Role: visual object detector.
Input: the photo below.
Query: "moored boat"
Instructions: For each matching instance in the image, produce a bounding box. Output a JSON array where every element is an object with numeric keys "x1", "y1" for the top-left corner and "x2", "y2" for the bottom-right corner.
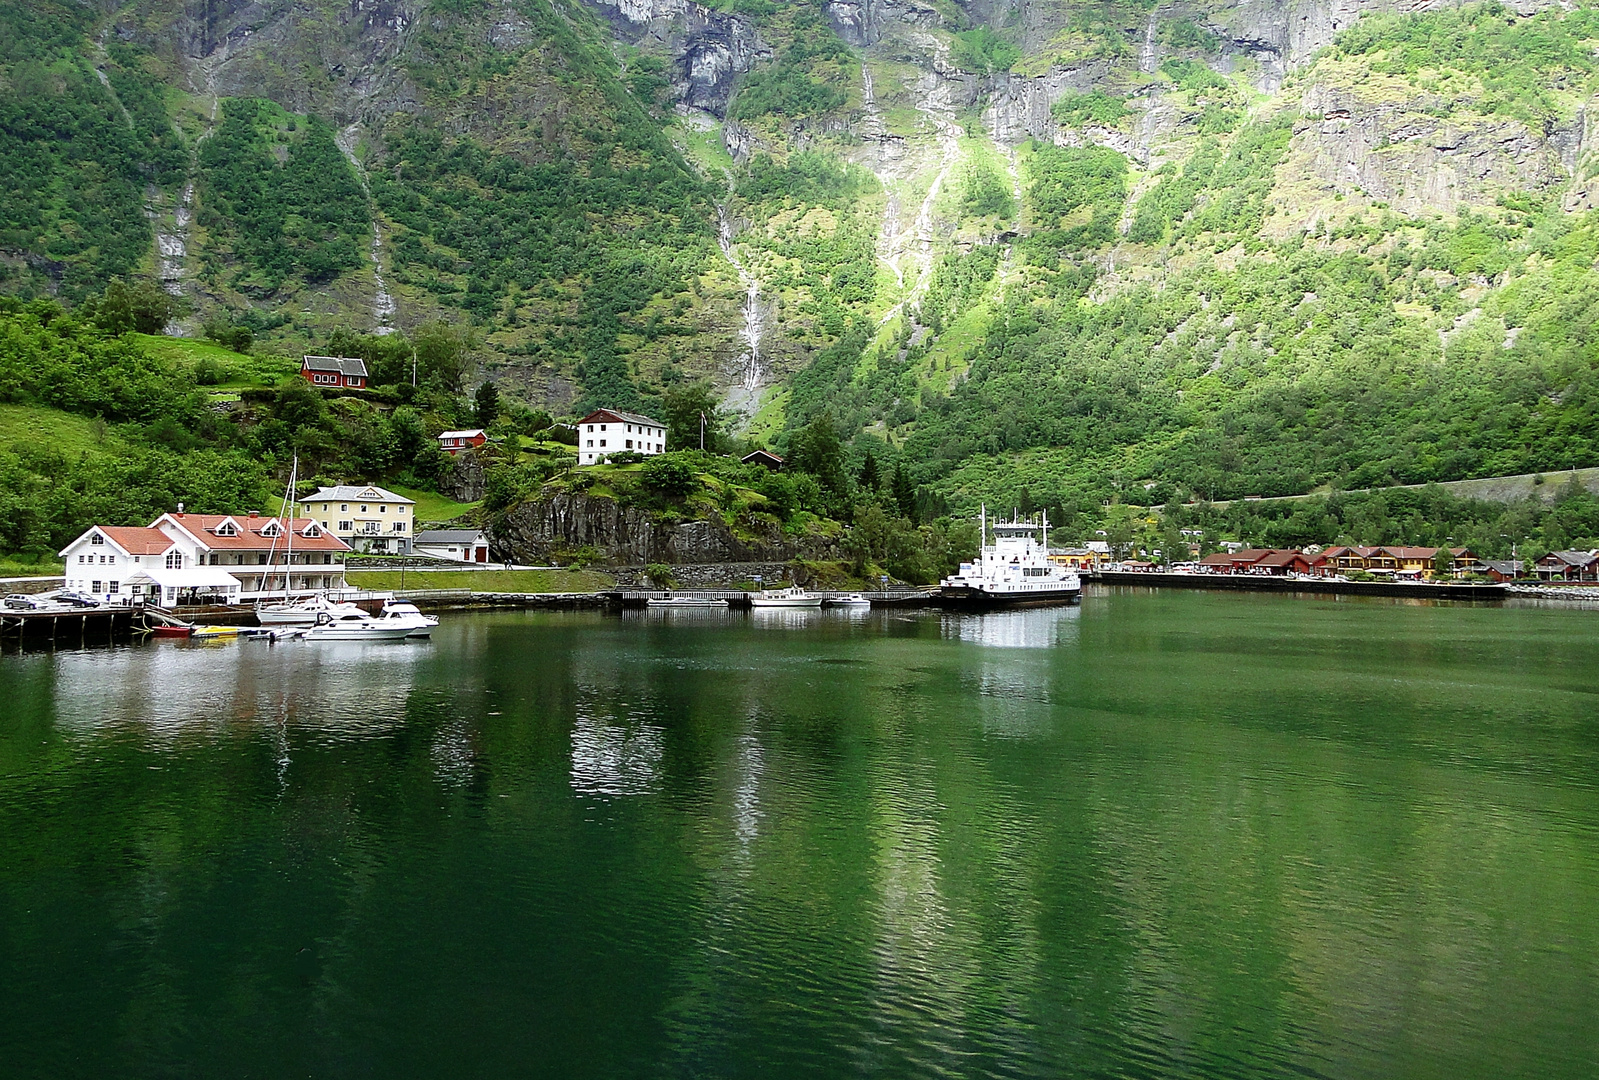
[
  {"x1": 826, "y1": 593, "x2": 872, "y2": 608},
  {"x1": 935, "y1": 508, "x2": 1081, "y2": 611},
  {"x1": 749, "y1": 586, "x2": 822, "y2": 608},
  {"x1": 646, "y1": 593, "x2": 729, "y2": 608},
  {"x1": 303, "y1": 611, "x2": 415, "y2": 642},
  {"x1": 375, "y1": 601, "x2": 439, "y2": 637}
]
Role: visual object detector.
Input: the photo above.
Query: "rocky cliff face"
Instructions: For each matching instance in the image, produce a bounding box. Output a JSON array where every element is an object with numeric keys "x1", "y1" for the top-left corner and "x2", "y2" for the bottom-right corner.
[
  {"x1": 496, "y1": 493, "x2": 842, "y2": 565},
  {"x1": 587, "y1": 0, "x2": 769, "y2": 116}
]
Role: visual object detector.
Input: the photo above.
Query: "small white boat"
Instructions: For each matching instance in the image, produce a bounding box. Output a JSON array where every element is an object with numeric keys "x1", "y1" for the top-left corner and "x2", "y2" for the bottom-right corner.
[
  {"x1": 646, "y1": 593, "x2": 729, "y2": 608},
  {"x1": 827, "y1": 593, "x2": 872, "y2": 608},
  {"x1": 376, "y1": 601, "x2": 439, "y2": 637},
  {"x1": 304, "y1": 611, "x2": 415, "y2": 641},
  {"x1": 748, "y1": 586, "x2": 822, "y2": 608},
  {"x1": 256, "y1": 593, "x2": 365, "y2": 626}
]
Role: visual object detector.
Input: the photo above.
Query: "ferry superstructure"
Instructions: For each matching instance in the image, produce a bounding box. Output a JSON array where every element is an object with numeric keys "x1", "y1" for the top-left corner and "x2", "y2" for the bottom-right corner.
[{"x1": 935, "y1": 508, "x2": 1082, "y2": 610}]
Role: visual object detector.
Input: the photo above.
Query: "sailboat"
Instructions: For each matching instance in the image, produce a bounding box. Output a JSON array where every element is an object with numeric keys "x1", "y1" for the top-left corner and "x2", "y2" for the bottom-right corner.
[{"x1": 254, "y1": 456, "x2": 362, "y2": 627}]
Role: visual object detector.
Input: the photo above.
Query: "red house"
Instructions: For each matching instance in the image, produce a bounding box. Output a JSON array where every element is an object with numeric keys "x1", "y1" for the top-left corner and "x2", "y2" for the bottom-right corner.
[
  {"x1": 301, "y1": 355, "x2": 368, "y2": 389},
  {"x1": 437, "y1": 429, "x2": 488, "y2": 455}
]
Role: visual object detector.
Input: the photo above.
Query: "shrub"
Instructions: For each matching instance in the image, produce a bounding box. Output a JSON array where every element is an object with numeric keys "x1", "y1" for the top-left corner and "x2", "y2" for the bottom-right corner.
[{"x1": 640, "y1": 455, "x2": 699, "y2": 496}]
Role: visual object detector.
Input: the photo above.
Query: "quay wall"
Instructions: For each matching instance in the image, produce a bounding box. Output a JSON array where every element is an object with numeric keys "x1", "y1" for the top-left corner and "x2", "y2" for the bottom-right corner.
[{"x1": 1090, "y1": 571, "x2": 1506, "y2": 601}]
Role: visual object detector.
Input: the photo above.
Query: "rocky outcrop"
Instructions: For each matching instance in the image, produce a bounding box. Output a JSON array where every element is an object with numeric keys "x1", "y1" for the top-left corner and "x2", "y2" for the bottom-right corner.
[
  {"x1": 496, "y1": 493, "x2": 842, "y2": 565},
  {"x1": 824, "y1": 0, "x2": 942, "y2": 48},
  {"x1": 442, "y1": 449, "x2": 489, "y2": 505},
  {"x1": 586, "y1": 0, "x2": 769, "y2": 116}
]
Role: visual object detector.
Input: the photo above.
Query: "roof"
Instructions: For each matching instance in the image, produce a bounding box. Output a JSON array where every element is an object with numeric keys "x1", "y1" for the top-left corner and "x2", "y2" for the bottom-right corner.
[
  {"x1": 1254, "y1": 550, "x2": 1310, "y2": 567},
  {"x1": 126, "y1": 566, "x2": 242, "y2": 589},
  {"x1": 1540, "y1": 550, "x2": 1599, "y2": 566},
  {"x1": 1483, "y1": 560, "x2": 1524, "y2": 573},
  {"x1": 416, "y1": 529, "x2": 487, "y2": 544},
  {"x1": 300, "y1": 485, "x2": 414, "y2": 505},
  {"x1": 1198, "y1": 552, "x2": 1235, "y2": 565},
  {"x1": 96, "y1": 526, "x2": 176, "y2": 555},
  {"x1": 154, "y1": 514, "x2": 351, "y2": 552},
  {"x1": 437, "y1": 430, "x2": 486, "y2": 441},
  {"x1": 742, "y1": 449, "x2": 785, "y2": 463},
  {"x1": 579, "y1": 408, "x2": 664, "y2": 428},
  {"x1": 302, "y1": 355, "x2": 369, "y2": 377}
]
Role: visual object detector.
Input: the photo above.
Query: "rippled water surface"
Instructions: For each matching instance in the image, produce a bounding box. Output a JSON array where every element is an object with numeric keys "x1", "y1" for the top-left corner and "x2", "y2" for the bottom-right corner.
[{"x1": 3, "y1": 590, "x2": 1598, "y2": 1078}]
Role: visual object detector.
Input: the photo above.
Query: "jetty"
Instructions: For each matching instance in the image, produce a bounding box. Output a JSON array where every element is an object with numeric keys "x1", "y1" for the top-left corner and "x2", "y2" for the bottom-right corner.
[
  {"x1": 606, "y1": 588, "x2": 933, "y2": 609},
  {"x1": 1088, "y1": 571, "x2": 1506, "y2": 601}
]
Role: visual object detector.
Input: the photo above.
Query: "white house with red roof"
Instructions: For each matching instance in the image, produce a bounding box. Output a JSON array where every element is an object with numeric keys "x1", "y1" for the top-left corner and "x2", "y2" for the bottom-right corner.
[
  {"x1": 60, "y1": 508, "x2": 353, "y2": 606},
  {"x1": 577, "y1": 409, "x2": 666, "y2": 466}
]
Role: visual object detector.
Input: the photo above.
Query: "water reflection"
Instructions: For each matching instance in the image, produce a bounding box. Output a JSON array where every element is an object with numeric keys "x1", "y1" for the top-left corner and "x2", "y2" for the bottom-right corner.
[
  {"x1": 48, "y1": 637, "x2": 426, "y2": 739},
  {"x1": 942, "y1": 605, "x2": 1082, "y2": 649},
  {"x1": 570, "y1": 714, "x2": 665, "y2": 796}
]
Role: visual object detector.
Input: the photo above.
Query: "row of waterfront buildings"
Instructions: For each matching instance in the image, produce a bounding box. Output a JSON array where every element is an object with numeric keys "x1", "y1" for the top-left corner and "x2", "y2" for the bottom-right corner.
[
  {"x1": 1048, "y1": 544, "x2": 1599, "y2": 582},
  {"x1": 60, "y1": 485, "x2": 491, "y2": 607}
]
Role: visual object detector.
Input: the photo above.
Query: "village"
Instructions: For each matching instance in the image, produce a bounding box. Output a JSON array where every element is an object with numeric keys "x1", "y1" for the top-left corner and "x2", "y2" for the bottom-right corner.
[{"x1": 1050, "y1": 544, "x2": 1599, "y2": 583}]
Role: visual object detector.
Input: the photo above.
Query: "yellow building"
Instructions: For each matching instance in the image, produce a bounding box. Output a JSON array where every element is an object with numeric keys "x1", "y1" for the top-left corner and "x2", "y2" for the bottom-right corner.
[{"x1": 299, "y1": 484, "x2": 416, "y2": 555}]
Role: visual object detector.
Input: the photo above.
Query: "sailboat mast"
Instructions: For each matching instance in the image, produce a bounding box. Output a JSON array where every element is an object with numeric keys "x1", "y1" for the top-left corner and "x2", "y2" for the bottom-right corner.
[{"x1": 284, "y1": 455, "x2": 297, "y2": 598}]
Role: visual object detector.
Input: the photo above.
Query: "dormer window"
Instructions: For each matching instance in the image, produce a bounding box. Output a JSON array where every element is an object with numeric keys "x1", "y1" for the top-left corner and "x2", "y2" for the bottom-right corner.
[
  {"x1": 261, "y1": 522, "x2": 281, "y2": 537},
  {"x1": 303, "y1": 524, "x2": 320, "y2": 538},
  {"x1": 216, "y1": 522, "x2": 237, "y2": 536}
]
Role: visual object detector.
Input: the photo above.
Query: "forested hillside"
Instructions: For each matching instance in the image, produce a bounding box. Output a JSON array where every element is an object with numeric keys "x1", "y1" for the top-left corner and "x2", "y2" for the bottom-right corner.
[{"x1": 5, "y1": 0, "x2": 1599, "y2": 556}]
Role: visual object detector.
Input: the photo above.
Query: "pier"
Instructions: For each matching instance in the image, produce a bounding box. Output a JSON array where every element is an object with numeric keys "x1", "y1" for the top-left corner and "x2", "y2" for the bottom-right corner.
[
  {"x1": 1088, "y1": 571, "x2": 1506, "y2": 601},
  {"x1": 605, "y1": 589, "x2": 933, "y2": 609},
  {"x1": 0, "y1": 607, "x2": 144, "y2": 647}
]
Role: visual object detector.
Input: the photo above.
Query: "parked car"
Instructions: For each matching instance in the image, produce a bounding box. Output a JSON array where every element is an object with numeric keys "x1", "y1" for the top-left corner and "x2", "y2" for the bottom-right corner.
[
  {"x1": 53, "y1": 591, "x2": 101, "y2": 608},
  {"x1": 3, "y1": 594, "x2": 47, "y2": 610}
]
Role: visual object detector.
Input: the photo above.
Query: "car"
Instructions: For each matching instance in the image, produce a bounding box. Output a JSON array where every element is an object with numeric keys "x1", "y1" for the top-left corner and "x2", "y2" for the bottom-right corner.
[
  {"x1": 3, "y1": 594, "x2": 48, "y2": 610},
  {"x1": 53, "y1": 591, "x2": 101, "y2": 608}
]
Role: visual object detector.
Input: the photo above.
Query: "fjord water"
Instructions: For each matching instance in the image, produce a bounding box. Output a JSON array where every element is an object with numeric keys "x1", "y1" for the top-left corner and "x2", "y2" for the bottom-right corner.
[{"x1": 2, "y1": 592, "x2": 1597, "y2": 1078}]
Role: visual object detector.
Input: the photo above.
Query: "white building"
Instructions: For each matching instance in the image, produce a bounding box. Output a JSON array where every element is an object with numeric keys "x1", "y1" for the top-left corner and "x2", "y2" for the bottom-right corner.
[
  {"x1": 60, "y1": 511, "x2": 352, "y2": 606},
  {"x1": 298, "y1": 485, "x2": 416, "y2": 554},
  {"x1": 414, "y1": 529, "x2": 491, "y2": 563},
  {"x1": 577, "y1": 409, "x2": 666, "y2": 466}
]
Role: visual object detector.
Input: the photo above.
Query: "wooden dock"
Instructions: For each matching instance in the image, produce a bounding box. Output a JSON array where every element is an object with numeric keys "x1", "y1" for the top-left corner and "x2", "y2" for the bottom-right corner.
[
  {"x1": 606, "y1": 589, "x2": 933, "y2": 609},
  {"x1": 0, "y1": 607, "x2": 145, "y2": 647}
]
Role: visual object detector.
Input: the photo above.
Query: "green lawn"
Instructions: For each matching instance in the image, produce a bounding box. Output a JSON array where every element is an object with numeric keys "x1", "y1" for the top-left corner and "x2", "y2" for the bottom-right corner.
[
  {"x1": 0, "y1": 560, "x2": 64, "y2": 578},
  {"x1": 132, "y1": 334, "x2": 299, "y2": 389},
  {"x1": 387, "y1": 485, "x2": 480, "y2": 525},
  {"x1": 0, "y1": 403, "x2": 125, "y2": 458},
  {"x1": 345, "y1": 568, "x2": 615, "y2": 593}
]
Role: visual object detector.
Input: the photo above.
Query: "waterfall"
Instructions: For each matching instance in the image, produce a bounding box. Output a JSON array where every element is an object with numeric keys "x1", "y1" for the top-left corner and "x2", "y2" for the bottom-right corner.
[{"x1": 718, "y1": 205, "x2": 764, "y2": 390}]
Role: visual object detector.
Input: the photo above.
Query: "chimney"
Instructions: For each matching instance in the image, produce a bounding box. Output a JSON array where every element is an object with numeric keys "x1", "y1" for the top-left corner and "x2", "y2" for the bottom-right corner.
[
  {"x1": 249, "y1": 510, "x2": 258, "y2": 517},
  {"x1": 176, "y1": 502, "x2": 184, "y2": 516}
]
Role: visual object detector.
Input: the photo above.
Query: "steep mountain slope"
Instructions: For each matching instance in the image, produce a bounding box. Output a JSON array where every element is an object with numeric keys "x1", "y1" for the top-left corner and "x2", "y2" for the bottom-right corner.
[{"x1": 6, "y1": 0, "x2": 1599, "y2": 522}]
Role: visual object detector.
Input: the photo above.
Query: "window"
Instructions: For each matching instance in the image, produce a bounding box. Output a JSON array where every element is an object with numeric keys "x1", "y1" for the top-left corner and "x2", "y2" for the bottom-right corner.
[
  {"x1": 586, "y1": 440, "x2": 593, "y2": 447},
  {"x1": 600, "y1": 424, "x2": 608, "y2": 431},
  {"x1": 379, "y1": 505, "x2": 386, "y2": 513},
  {"x1": 166, "y1": 552, "x2": 182, "y2": 569},
  {"x1": 393, "y1": 522, "x2": 405, "y2": 532},
  {"x1": 340, "y1": 504, "x2": 348, "y2": 512},
  {"x1": 397, "y1": 506, "x2": 405, "y2": 514},
  {"x1": 339, "y1": 520, "x2": 352, "y2": 531},
  {"x1": 216, "y1": 522, "x2": 236, "y2": 536},
  {"x1": 91, "y1": 580, "x2": 101, "y2": 592},
  {"x1": 587, "y1": 424, "x2": 594, "y2": 432},
  {"x1": 90, "y1": 533, "x2": 104, "y2": 545},
  {"x1": 79, "y1": 555, "x2": 86, "y2": 564},
  {"x1": 626, "y1": 440, "x2": 633, "y2": 449},
  {"x1": 109, "y1": 581, "x2": 119, "y2": 594},
  {"x1": 360, "y1": 505, "x2": 368, "y2": 513},
  {"x1": 599, "y1": 440, "x2": 607, "y2": 447}
]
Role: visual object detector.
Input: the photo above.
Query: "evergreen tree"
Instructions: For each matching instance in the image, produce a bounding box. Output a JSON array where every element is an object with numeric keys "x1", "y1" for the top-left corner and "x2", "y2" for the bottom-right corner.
[
  {"x1": 891, "y1": 462, "x2": 916, "y2": 521},
  {"x1": 474, "y1": 381, "x2": 501, "y2": 428},
  {"x1": 858, "y1": 452, "x2": 880, "y2": 491}
]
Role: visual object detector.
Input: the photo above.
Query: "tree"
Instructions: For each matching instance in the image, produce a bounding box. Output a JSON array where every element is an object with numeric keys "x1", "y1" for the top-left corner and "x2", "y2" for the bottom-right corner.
[
  {"x1": 891, "y1": 462, "x2": 916, "y2": 520},
  {"x1": 858, "y1": 452, "x2": 880, "y2": 491},
  {"x1": 88, "y1": 278, "x2": 177, "y2": 336},
  {"x1": 640, "y1": 454, "x2": 698, "y2": 496},
  {"x1": 788, "y1": 413, "x2": 847, "y2": 498},
  {"x1": 475, "y1": 381, "x2": 501, "y2": 428},
  {"x1": 662, "y1": 381, "x2": 721, "y2": 452},
  {"x1": 1433, "y1": 546, "x2": 1456, "y2": 578}
]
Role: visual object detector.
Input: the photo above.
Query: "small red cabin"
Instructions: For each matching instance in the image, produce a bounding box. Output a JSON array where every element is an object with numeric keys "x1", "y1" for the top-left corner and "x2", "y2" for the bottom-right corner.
[
  {"x1": 301, "y1": 355, "x2": 368, "y2": 389},
  {"x1": 437, "y1": 429, "x2": 488, "y2": 455}
]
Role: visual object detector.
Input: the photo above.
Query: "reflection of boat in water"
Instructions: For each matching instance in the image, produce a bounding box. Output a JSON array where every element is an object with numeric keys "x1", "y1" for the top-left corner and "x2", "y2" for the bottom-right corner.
[
  {"x1": 749, "y1": 586, "x2": 822, "y2": 608},
  {"x1": 935, "y1": 507, "x2": 1081, "y2": 611},
  {"x1": 646, "y1": 593, "x2": 729, "y2": 608}
]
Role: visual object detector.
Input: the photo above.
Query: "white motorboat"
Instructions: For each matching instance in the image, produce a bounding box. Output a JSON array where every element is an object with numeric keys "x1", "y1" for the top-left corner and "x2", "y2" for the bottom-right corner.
[
  {"x1": 827, "y1": 593, "x2": 872, "y2": 608},
  {"x1": 375, "y1": 601, "x2": 439, "y2": 637},
  {"x1": 646, "y1": 593, "x2": 729, "y2": 608},
  {"x1": 304, "y1": 611, "x2": 415, "y2": 641},
  {"x1": 256, "y1": 593, "x2": 366, "y2": 626},
  {"x1": 748, "y1": 586, "x2": 822, "y2": 608},
  {"x1": 935, "y1": 507, "x2": 1082, "y2": 611}
]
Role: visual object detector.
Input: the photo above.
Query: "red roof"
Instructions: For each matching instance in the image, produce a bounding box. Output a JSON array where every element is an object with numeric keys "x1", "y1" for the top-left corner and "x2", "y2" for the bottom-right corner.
[
  {"x1": 1254, "y1": 550, "x2": 1309, "y2": 568},
  {"x1": 155, "y1": 514, "x2": 352, "y2": 552},
  {"x1": 96, "y1": 526, "x2": 176, "y2": 555}
]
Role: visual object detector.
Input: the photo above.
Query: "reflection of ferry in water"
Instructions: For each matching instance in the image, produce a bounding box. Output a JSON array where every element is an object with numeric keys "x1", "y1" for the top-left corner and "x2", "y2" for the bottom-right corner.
[{"x1": 935, "y1": 508, "x2": 1082, "y2": 611}]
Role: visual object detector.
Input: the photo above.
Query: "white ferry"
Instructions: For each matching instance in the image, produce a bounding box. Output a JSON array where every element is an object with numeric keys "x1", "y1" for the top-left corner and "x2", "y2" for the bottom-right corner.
[{"x1": 935, "y1": 508, "x2": 1081, "y2": 610}]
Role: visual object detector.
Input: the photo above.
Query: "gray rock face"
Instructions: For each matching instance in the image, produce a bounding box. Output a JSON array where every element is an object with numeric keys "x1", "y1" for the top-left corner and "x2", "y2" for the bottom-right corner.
[
  {"x1": 443, "y1": 450, "x2": 488, "y2": 505},
  {"x1": 496, "y1": 493, "x2": 842, "y2": 565},
  {"x1": 585, "y1": 0, "x2": 769, "y2": 116}
]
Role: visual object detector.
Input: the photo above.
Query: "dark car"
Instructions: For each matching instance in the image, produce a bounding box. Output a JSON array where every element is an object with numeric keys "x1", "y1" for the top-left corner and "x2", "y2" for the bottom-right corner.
[{"x1": 54, "y1": 591, "x2": 101, "y2": 608}]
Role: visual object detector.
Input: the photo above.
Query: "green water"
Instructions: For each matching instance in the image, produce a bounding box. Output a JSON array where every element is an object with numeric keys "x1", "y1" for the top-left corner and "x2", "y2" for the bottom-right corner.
[{"x1": 2, "y1": 590, "x2": 1597, "y2": 1078}]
